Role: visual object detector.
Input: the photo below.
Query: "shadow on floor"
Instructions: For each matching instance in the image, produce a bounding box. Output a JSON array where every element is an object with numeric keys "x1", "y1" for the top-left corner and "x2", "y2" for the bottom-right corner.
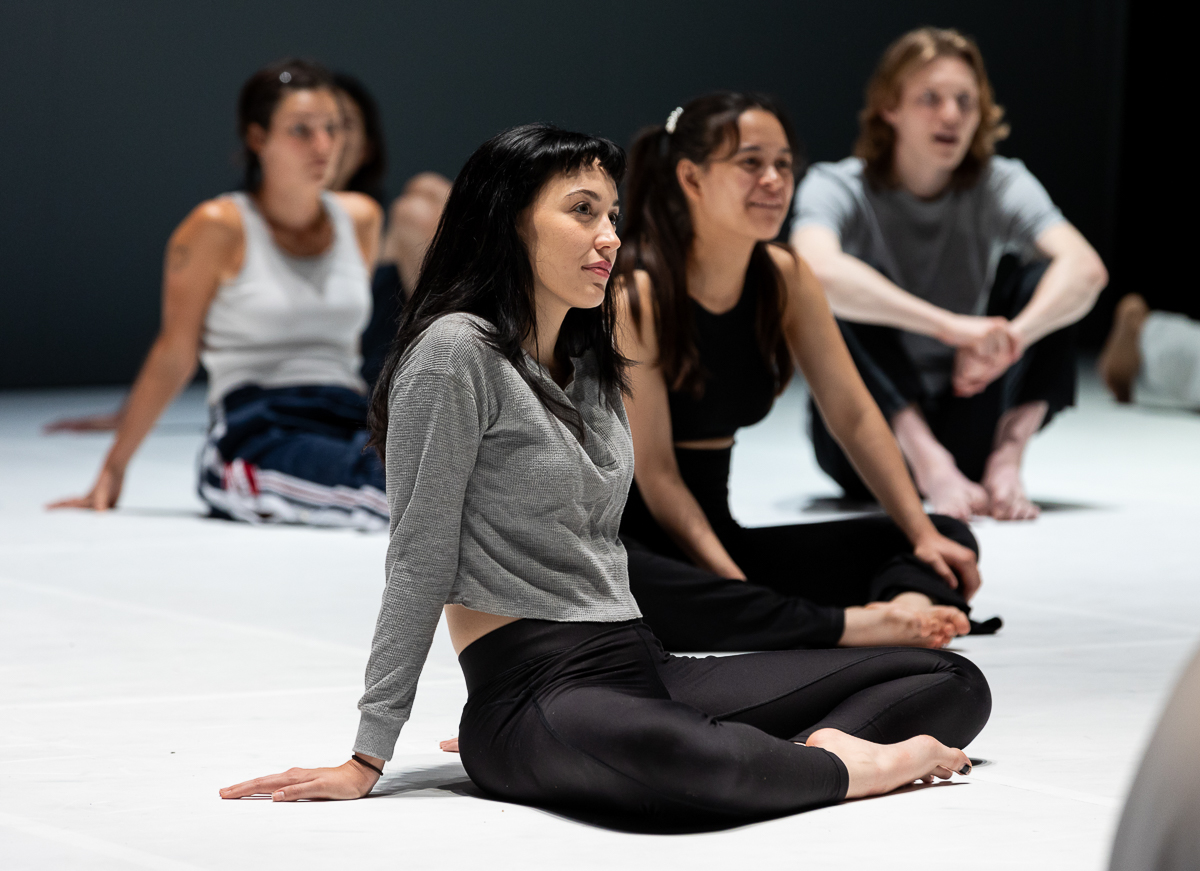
[
  {"x1": 378, "y1": 763, "x2": 971, "y2": 835},
  {"x1": 798, "y1": 495, "x2": 1106, "y2": 515},
  {"x1": 372, "y1": 762, "x2": 479, "y2": 799}
]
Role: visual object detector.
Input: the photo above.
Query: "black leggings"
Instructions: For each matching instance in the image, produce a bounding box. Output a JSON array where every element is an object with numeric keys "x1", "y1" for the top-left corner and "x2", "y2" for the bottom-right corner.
[
  {"x1": 812, "y1": 257, "x2": 1078, "y2": 496},
  {"x1": 621, "y1": 447, "x2": 977, "y2": 651},
  {"x1": 458, "y1": 619, "x2": 991, "y2": 820}
]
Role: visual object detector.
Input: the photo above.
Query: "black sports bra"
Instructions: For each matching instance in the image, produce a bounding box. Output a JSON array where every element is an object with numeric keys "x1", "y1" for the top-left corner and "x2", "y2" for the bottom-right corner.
[{"x1": 667, "y1": 276, "x2": 777, "y2": 442}]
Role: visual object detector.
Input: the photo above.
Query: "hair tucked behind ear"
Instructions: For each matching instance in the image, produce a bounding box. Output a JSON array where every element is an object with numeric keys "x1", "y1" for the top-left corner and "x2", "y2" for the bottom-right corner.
[
  {"x1": 615, "y1": 91, "x2": 797, "y2": 398},
  {"x1": 366, "y1": 124, "x2": 630, "y2": 458}
]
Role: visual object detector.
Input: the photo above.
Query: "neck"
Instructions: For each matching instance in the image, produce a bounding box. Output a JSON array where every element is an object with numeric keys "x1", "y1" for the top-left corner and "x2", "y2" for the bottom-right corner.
[
  {"x1": 524, "y1": 290, "x2": 570, "y2": 380},
  {"x1": 892, "y1": 146, "x2": 953, "y2": 200},
  {"x1": 687, "y1": 217, "x2": 756, "y2": 310},
  {"x1": 254, "y1": 179, "x2": 325, "y2": 230}
]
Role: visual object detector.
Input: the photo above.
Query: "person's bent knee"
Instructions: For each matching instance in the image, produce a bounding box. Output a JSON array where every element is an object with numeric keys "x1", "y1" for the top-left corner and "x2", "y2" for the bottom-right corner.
[
  {"x1": 400, "y1": 171, "x2": 452, "y2": 202},
  {"x1": 936, "y1": 650, "x2": 992, "y2": 745},
  {"x1": 929, "y1": 514, "x2": 979, "y2": 555}
]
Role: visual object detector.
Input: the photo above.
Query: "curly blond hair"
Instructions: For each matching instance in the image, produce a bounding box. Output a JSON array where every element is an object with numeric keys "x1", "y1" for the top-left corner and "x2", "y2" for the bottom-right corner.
[{"x1": 855, "y1": 27, "x2": 1009, "y2": 190}]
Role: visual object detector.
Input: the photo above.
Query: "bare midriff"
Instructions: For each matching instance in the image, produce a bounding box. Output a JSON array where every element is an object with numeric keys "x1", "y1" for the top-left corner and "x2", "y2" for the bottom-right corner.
[
  {"x1": 674, "y1": 436, "x2": 735, "y2": 450},
  {"x1": 444, "y1": 603, "x2": 521, "y2": 656}
]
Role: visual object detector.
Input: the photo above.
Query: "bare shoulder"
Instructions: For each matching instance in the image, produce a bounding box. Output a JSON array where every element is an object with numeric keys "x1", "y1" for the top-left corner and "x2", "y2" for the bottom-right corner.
[
  {"x1": 334, "y1": 191, "x2": 384, "y2": 230},
  {"x1": 767, "y1": 242, "x2": 821, "y2": 295},
  {"x1": 167, "y1": 197, "x2": 244, "y2": 277},
  {"x1": 177, "y1": 197, "x2": 243, "y2": 242}
]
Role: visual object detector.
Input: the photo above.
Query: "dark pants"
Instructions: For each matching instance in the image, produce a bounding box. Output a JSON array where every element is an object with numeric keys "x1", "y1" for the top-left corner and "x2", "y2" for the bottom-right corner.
[
  {"x1": 458, "y1": 618, "x2": 991, "y2": 820},
  {"x1": 620, "y1": 447, "x2": 977, "y2": 652},
  {"x1": 198, "y1": 384, "x2": 387, "y2": 528},
  {"x1": 811, "y1": 257, "x2": 1077, "y2": 497}
]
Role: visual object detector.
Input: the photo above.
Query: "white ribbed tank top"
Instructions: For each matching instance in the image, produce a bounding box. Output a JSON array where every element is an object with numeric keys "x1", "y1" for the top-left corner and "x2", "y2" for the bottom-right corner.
[{"x1": 200, "y1": 191, "x2": 371, "y2": 404}]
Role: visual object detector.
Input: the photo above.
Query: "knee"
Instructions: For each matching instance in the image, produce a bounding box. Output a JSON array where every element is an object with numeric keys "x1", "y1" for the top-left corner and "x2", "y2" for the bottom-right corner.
[
  {"x1": 399, "y1": 171, "x2": 452, "y2": 204},
  {"x1": 936, "y1": 651, "x2": 992, "y2": 742},
  {"x1": 929, "y1": 514, "x2": 979, "y2": 555},
  {"x1": 388, "y1": 192, "x2": 441, "y2": 238}
]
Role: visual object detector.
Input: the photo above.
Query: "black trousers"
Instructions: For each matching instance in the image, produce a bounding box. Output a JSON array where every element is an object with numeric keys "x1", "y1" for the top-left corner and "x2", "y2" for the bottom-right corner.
[
  {"x1": 620, "y1": 447, "x2": 976, "y2": 651},
  {"x1": 458, "y1": 619, "x2": 991, "y2": 820},
  {"x1": 812, "y1": 257, "x2": 1078, "y2": 497}
]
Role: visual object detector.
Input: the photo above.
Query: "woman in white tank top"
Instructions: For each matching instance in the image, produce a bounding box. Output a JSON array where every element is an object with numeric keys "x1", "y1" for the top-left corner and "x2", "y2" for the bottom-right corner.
[{"x1": 50, "y1": 59, "x2": 388, "y2": 529}]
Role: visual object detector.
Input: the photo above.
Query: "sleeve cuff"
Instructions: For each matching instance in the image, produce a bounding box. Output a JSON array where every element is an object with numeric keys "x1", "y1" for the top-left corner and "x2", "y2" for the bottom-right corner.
[{"x1": 354, "y1": 709, "x2": 407, "y2": 762}]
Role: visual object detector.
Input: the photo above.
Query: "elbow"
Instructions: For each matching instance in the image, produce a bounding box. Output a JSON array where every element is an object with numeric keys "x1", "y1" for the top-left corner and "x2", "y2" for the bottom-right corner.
[
  {"x1": 1077, "y1": 255, "x2": 1109, "y2": 314},
  {"x1": 1089, "y1": 259, "x2": 1110, "y2": 295}
]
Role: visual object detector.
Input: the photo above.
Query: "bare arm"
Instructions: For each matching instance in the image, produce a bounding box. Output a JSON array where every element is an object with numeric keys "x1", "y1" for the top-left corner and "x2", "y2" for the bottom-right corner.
[
  {"x1": 792, "y1": 224, "x2": 1006, "y2": 348},
  {"x1": 774, "y1": 248, "x2": 980, "y2": 597},
  {"x1": 615, "y1": 274, "x2": 746, "y2": 579},
  {"x1": 48, "y1": 200, "x2": 241, "y2": 510},
  {"x1": 335, "y1": 191, "x2": 384, "y2": 270},
  {"x1": 1010, "y1": 221, "x2": 1108, "y2": 347},
  {"x1": 951, "y1": 222, "x2": 1108, "y2": 398}
]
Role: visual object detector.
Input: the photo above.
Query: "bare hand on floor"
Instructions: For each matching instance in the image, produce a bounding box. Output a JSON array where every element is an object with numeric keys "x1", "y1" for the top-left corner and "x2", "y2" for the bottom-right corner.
[{"x1": 219, "y1": 758, "x2": 381, "y2": 802}]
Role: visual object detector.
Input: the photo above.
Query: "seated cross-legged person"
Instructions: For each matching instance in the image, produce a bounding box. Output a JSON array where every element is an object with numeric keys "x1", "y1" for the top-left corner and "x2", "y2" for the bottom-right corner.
[
  {"x1": 49, "y1": 59, "x2": 388, "y2": 529},
  {"x1": 614, "y1": 92, "x2": 986, "y2": 653},
  {"x1": 793, "y1": 27, "x2": 1109, "y2": 521},
  {"x1": 220, "y1": 123, "x2": 992, "y2": 819}
]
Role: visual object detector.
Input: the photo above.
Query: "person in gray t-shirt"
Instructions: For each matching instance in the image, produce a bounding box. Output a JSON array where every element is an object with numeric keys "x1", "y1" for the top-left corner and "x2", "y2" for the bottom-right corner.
[{"x1": 793, "y1": 27, "x2": 1108, "y2": 521}]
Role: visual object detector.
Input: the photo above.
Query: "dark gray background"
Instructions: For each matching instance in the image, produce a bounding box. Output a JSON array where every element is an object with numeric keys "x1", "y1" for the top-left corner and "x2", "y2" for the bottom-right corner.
[{"x1": 0, "y1": 0, "x2": 1129, "y2": 389}]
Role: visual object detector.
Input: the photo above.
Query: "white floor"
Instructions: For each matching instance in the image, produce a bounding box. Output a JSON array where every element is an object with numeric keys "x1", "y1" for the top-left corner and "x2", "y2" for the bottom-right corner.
[{"x1": 2, "y1": 370, "x2": 1197, "y2": 870}]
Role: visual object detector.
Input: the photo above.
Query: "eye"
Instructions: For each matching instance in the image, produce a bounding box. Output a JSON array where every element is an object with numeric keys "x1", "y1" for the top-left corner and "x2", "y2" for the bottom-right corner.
[
  {"x1": 918, "y1": 90, "x2": 939, "y2": 107},
  {"x1": 956, "y1": 94, "x2": 977, "y2": 113},
  {"x1": 776, "y1": 159, "x2": 794, "y2": 174},
  {"x1": 608, "y1": 211, "x2": 620, "y2": 226},
  {"x1": 573, "y1": 202, "x2": 593, "y2": 216},
  {"x1": 289, "y1": 123, "x2": 313, "y2": 139},
  {"x1": 741, "y1": 157, "x2": 762, "y2": 170},
  {"x1": 326, "y1": 122, "x2": 341, "y2": 137}
]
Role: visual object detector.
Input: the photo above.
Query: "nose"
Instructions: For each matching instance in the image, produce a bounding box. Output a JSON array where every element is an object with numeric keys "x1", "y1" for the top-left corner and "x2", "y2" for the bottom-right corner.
[
  {"x1": 596, "y1": 216, "x2": 621, "y2": 254},
  {"x1": 940, "y1": 97, "x2": 962, "y2": 125},
  {"x1": 314, "y1": 128, "x2": 336, "y2": 157},
  {"x1": 760, "y1": 163, "x2": 783, "y2": 190}
]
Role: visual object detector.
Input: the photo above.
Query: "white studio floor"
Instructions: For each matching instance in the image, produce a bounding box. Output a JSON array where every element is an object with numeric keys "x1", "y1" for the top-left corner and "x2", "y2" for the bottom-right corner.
[{"x1": 2, "y1": 367, "x2": 1198, "y2": 871}]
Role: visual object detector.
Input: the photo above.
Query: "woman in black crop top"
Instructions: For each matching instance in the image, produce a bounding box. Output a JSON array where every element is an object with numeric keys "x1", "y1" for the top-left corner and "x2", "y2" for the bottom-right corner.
[{"x1": 616, "y1": 92, "x2": 996, "y2": 652}]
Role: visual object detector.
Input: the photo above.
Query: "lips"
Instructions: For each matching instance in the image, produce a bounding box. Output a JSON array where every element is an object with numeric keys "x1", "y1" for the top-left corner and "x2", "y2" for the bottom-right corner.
[
  {"x1": 584, "y1": 261, "x2": 612, "y2": 279},
  {"x1": 933, "y1": 133, "x2": 959, "y2": 145}
]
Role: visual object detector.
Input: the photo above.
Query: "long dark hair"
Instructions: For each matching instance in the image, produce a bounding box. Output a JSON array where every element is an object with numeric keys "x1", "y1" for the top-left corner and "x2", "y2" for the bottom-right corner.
[
  {"x1": 367, "y1": 124, "x2": 630, "y2": 456},
  {"x1": 332, "y1": 72, "x2": 388, "y2": 202},
  {"x1": 616, "y1": 91, "x2": 799, "y2": 397},
  {"x1": 237, "y1": 58, "x2": 337, "y2": 192}
]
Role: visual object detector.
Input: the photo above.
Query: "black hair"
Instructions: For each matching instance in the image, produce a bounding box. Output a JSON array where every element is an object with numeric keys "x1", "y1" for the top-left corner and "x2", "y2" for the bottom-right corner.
[
  {"x1": 332, "y1": 72, "x2": 388, "y2": 202},
  {"x1": 237, "y1": 58, "x2": 337, "y2": 192},
  {"x1": 367, "y1": 124, "x2": 630, "y2": 456},
  {"x1": 615, "y1": 91, "x2": 802, "y2": 398}
]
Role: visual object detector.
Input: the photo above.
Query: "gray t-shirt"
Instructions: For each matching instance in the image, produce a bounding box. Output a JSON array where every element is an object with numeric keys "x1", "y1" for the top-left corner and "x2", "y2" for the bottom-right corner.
[
  {"x1": 354, "y1": 313, "x2": 641, "y2": 760},
  {"x1": 794, "y1": 156, "x2": 1064, "y2": 394}
]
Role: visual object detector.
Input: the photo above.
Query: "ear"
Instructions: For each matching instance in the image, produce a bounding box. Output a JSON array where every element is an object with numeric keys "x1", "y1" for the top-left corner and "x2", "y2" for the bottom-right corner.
[
  {"x1": 675, "y1": 158, "x2": 704, "y2": 203},
  {"x1": 245, "y1": 123, "x2": 268, "y2": 156}
]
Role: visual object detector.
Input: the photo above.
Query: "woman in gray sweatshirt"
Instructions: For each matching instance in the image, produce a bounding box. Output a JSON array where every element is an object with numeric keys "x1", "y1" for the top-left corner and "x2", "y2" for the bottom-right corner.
[{"x1": 220, "y1": 124, "x2": 991, "y2": 819}]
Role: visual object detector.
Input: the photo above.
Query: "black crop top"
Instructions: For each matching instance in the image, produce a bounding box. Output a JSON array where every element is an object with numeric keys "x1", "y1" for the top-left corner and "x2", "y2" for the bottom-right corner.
[{"x1": 668, "y1": 277, "x2": 778, "y2": 441}]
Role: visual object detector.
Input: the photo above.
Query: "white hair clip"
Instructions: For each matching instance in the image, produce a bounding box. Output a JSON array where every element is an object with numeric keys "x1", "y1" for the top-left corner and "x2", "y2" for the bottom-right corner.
[
  {"x1": 279, "y1": 71, "x2": 292, "y2": 84},
  {"x1": 665, "y1": 106, "x2": 684, "y2": 134}
]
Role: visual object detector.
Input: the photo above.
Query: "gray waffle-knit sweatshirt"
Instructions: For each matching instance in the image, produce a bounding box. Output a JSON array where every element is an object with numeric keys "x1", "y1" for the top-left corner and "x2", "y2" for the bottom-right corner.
[{"x1": 354, "y1": 313, "x2": 641, "y2": 760}]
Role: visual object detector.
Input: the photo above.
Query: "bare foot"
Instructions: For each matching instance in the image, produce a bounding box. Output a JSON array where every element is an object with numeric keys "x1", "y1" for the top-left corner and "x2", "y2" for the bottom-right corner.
[
  {"x1": 841, "y1": 602, "x2": 965, "y2": 648},
  {"x1": 440, "y1": 737, "x2": 460, "y2": 753},
  {"x1": 1098, "y1": 293, "x2": 1148, "y2": 403},
  {"x1": 888, "y1": 592, "x2": 971, "y2": 637},
  {"x1": 892, "y1": 406, "x2": 989, "y2": 521},
  {"x1": 916, "y1": 462, "x2": 990, "y2": 522},
  {"x1": 981, "y1": 401, "x2": 1047, "y2": 521},
  {"x1": 805, "y1": 728, "x2": 971, "y2": 799}
]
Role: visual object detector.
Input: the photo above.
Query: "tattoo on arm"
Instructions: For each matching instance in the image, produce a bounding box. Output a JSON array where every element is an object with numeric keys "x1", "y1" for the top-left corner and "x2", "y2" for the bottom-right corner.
[{"x1": 167, "y1": 243, "x2": 191, "y2": 273}]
